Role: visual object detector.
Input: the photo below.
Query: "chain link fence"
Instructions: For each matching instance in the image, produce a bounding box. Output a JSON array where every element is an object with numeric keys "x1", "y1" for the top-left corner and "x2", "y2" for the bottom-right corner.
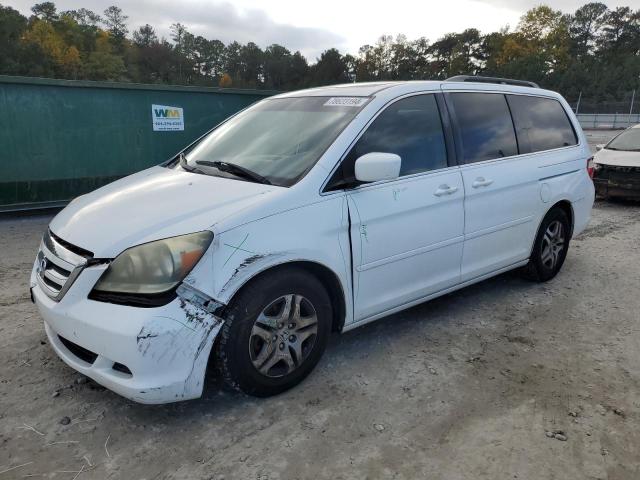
[{"x1": 566, "y1": 90, "x2": 638, "y2": 129}]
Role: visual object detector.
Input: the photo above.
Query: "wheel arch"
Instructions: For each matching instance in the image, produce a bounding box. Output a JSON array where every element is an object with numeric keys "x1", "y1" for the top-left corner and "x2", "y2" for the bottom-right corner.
[
  {"x1": 553, "y1": 199, "x2": 574, "y2": 237},
  {"x1": 529, "y1": 199, "x2": 575, "y2": 257},
  {"x1": 220, "y1": 260, "x2": 348, "y2": 333}
]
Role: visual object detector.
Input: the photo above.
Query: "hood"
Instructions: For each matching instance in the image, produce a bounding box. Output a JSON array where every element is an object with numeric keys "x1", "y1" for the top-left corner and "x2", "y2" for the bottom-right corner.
[
  {"x1": 594, "y1": 148, "x2": 640, "y2": 167},
  {"x1": 50, "y1": 166, "x2": 278, "y2": 257}
]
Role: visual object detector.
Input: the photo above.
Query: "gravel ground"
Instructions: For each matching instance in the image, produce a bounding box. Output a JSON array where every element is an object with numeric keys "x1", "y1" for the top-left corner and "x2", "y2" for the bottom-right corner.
[{"x1": 1, "y1": 130, "x2": 639, "y2": 479}]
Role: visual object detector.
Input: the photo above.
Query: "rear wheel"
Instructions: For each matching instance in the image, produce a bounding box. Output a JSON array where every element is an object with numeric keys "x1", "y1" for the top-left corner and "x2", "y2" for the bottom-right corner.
[
  {"x1": 215, "y1": 267, "x2": 332, "y2": 397},
  {"x1": 523, "y1": 207, "x2": 570, "y2": 282}
]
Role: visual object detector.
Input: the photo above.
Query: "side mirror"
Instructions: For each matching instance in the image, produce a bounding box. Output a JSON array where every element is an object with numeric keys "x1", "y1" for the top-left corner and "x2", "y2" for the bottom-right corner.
[
  {"x1": 354, "y1": 152, "x2": 401, "y2": 183},
  {"x1": 596, "y1": 144, "x2": 605, "y2": 151}
]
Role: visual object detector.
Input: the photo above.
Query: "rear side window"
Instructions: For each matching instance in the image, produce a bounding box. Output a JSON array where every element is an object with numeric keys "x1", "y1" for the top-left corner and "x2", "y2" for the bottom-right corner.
[
  {"x1": 328, "y1": 94, "x2": 447, "y2": 188},
  {"x1": 449, "y1": 92, "x2": 518, "y2": 163},
  {"x1": 507, "y1": 95, "x2": 577, "y2": 153}
]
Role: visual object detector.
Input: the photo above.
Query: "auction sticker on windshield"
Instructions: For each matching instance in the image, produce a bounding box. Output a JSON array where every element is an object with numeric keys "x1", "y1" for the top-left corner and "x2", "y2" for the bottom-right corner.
[
  {"x1": 324, "y1": 97, "x2": 368, "y2": 107},
  {"x1": 152, "y1": 104, "x2": 185, "y2": 131}
]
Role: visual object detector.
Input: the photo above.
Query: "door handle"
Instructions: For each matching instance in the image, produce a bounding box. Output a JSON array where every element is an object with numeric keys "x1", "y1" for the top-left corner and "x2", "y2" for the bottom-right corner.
[
  {"x1": 434, "y1": 184, "x2": 458, "y2": 197},
  {"x1": 472, "y1": 177, "x2": 494, "y2": 188}
]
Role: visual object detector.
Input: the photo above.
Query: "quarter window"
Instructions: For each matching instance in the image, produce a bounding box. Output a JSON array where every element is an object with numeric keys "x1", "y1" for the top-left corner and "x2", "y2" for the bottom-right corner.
[
  {"x1": 328, "y1": 94, "x2": 448, "y2": 188},
  {"x1": 449, "y1": 93, "x2": 518, "y2": 163},
  {"x1": 507, "y1": 95, "x2": 578, "y2": 153}
]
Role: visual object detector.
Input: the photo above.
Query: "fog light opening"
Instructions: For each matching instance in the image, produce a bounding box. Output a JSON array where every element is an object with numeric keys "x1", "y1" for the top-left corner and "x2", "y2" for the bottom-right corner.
[{"x1": 112, "y1": 362, "x2": 132, "y2": 376}]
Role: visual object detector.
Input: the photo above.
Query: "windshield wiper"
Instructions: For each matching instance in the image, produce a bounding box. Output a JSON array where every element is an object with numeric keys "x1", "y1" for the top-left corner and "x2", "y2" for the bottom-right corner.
[
  {"x1": 178, "y1": 153, "x2": 206, "y2": 174},
  {"x1": 195, "y1": 160, "x2": 272, "y2": 185}
]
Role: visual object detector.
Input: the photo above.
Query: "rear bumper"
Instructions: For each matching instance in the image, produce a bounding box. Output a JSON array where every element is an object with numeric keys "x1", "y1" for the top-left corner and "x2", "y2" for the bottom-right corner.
[{"x1": 31, "y1": 262, "x2": 224, "y2": 404}]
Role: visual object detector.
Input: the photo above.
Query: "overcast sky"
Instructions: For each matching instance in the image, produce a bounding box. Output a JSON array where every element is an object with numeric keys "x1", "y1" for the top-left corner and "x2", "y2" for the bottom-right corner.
[{"x1": 5, "y1": 0, "x2": 640, "y2": 59}]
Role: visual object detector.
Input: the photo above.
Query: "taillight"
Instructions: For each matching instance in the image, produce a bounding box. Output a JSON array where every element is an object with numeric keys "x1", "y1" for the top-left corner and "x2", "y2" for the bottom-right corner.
[{"x1": 587, "y1": 156, "x2": 595, "y2": 179}]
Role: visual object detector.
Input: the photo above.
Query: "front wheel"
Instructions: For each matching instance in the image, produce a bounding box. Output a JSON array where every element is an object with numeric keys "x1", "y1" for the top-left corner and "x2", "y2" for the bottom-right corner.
[
  {"x1": 215, "y1": 267, "x2": 332, "y2": 397},
  {"x1": 523, "y1": 207, "x2": 570, "y2": 282}
]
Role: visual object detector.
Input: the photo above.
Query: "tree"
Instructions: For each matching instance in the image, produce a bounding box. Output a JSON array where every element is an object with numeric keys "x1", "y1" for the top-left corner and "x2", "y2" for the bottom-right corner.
[
  {"x1": 312, "y1": 48, "x2": 349, "y2": 85},
  {"x1": 354, "y1": 35, "x2": 405, "y2": 81},
  {"x1": 224, "y1": 41, "x2": 243, "y2": 81},
  {"x1": 355, "y1": 44, "x2": 377, "y2": 81},
  {"x1": 219, "y1": 73, "x2": 232, "y2": 87},
  {"x1": 478, "y1": 29, "x2": 508, "y2": 74},
  {"x1": 0, "y1": 5, "x2": 28, "y2": 74},
  {"x1": 84, "y1": 30, "x2": 125, "y2": 80},
  {"x1": 288, "y1": 51, "x2": 309, "y2": 88},
  {"x1": 31, "y1": 2, "x2": 57, "y2": 21},
  {"x1": 199, "y1": 39, "x2": 225, "y2": 80},
  {"x1": 102, "y1": 6, "x2": 128, "y2": 52},
  {"x1": 237, "y1": 42, "x2": 263, "y2": 86},
  {"x1": 570, "y1": 2, "x2": 608, "y2": 56},
  {"x1": 263, "y1": 44, "x2": 293, "y2": 89},
  {"x1": 390, "y1": 35, "x2": 417, "y2": 79},
  {"x1": 493, "y1": 6, "x2": 572, "y2": 83},
  {"x1": 169, "y1": 23, "x2": 193, "y2": 82},
  {"x1": 2, "y1": 0, "x2": 640, "y2": 100},
  {"x1": 133, "y1": 24, "x2": 158, "y2": 48},
  {"x1": 170, "y1": 23, "x2": 187, "y2": 52},
  {"x1": 429, "y1": 33, "x2": 459, "y2": 78},
  {"x1": 60, "y1": 45, "x2": 81, "y2": 77},
  {"x1": 598, "y1": 7, "x2": 640, "y2": 55},
  {"x1": 131, "y1": 39, "x2": 181, "y2": 84},
  {"x1": 22, "y1": 19, "x2": 65, "y2": 66},
  {"x1": 410, "y1": 37, "x2": 431, "y2": 79},
  {"x1": 343, "y1": 53, "x2": 358, "y2": 81},
  {"x1": 63, "y1": 8, "x2": 101, "y2": 27},
  {"x1": 451, "y1": 29, "x2": 483, "y2": 75}
]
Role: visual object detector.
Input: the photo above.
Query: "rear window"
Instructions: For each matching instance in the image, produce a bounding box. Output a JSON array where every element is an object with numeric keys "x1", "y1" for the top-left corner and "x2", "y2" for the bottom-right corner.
[
  {"x1": 449, "y1": 93, "x2": 518, "y2": 163},
  {"x1": 507, "y1": 95, "x2": 577, "y2": 153}
]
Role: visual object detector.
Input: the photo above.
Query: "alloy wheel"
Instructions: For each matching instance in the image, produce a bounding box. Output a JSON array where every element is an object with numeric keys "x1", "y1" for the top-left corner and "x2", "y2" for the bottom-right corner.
[
  {"x1": 541, "y1": 220, "x2": 565, "y2": 270},
  {"x1": 249, "y1": 294, "x2": 318, "y2": 378}
]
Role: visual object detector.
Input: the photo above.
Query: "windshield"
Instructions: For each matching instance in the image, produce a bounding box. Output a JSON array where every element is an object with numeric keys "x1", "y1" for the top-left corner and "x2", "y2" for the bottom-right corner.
[
  {"x1": 606, "y1": 127, "x2": 640, "y2": 151},
  {"x1": 177, "y1": 96, "x2": 368, "y2": 186}
]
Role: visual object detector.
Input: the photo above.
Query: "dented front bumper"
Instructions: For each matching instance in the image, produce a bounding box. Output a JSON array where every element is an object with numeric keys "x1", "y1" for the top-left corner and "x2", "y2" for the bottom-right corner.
[
  {"x1": 593, "y1": 165, "x2": 640, "y2": 199},
  {"x1": 31, "y1": 262, "x2": 224, "y2": 404}
]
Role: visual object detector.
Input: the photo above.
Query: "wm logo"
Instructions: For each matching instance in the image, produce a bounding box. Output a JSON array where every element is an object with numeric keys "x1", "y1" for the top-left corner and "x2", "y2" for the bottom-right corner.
[{"x1": 154, "y1": 108, "x2": 181, "y2": 118}]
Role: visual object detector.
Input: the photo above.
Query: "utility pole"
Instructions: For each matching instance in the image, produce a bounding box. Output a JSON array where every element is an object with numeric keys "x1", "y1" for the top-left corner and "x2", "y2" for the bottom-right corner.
[
  {"x1": 628, "y1": 89, "x2": 636, "y2": 127},
  {"x1": 575, "y1": 91, "x2": 582, "y2": 114}
]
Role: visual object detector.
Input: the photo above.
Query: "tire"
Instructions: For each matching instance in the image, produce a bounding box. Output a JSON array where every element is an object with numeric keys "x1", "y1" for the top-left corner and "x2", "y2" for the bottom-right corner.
[
  {"x1": 215, "y1": 267, "x2": 332, "y2": 397},
  {"x1": 523, "y1": 207, "x2": 571, "y2": 282}
]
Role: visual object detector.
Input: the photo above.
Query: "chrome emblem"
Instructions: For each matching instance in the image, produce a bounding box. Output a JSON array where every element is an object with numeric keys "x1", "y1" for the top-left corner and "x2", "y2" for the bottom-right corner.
[{"x1": 39, "y1": 256, "x2": 47, "y2": 276}]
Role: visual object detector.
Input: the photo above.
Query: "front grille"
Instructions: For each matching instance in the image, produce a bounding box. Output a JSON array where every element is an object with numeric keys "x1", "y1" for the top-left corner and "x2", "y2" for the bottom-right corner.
[
  {"x1": 58, "y1": 335, "x2": 98, "y2": 364},
  {"x1": 35, "y1": 230, "x2": 89, "y2": 301}
]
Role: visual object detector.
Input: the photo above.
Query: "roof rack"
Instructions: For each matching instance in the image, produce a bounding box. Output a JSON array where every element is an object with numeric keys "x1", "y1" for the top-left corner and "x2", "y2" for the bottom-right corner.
[{"x1": 445, "y1": 75, "x2": 539, "y2": 89}]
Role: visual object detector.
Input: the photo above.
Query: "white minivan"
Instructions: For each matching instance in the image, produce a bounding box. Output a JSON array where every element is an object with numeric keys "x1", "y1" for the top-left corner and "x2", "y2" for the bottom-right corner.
[{"x1": 31, "y1": 76, "x2": 595, "y2": 403}]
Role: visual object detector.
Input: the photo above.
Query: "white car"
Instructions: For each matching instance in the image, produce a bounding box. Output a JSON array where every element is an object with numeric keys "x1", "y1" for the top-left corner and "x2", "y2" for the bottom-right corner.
[
  {"x1": 31, "y1": 76, "x2": 595, "y2": 403},
  {"x1": 593, "y1": 124, "x2": 640, "y2": 199}
]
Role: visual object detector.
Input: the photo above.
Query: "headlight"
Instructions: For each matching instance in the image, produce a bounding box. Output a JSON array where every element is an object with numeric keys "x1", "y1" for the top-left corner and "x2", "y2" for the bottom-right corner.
[{"x1": 93, "y1": 231, "x2": 213, "y2": 295}]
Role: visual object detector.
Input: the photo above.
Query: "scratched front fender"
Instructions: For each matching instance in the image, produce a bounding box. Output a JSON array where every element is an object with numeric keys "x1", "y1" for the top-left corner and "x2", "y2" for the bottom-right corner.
[{"x1": 206, "y1": 196, "x2": 354, "y2": 328}]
